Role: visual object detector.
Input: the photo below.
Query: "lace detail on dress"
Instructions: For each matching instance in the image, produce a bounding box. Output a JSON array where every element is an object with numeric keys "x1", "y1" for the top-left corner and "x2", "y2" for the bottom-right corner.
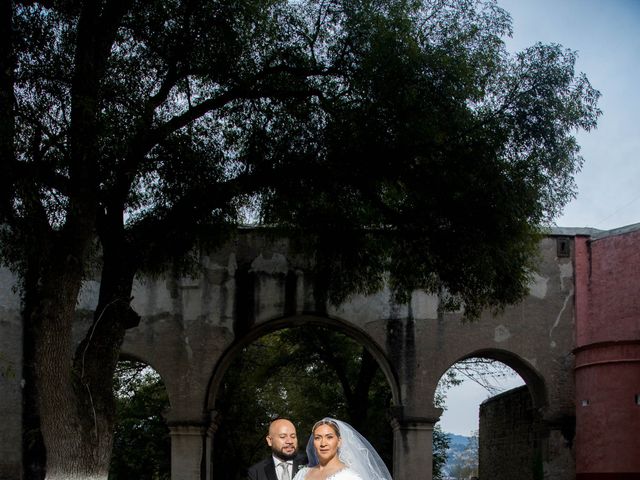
[
  {"x1": 292, "y1": 467, "x2": 362, "y2": 480},
  {"x1": 327, "y1": 467, "x2": 349, "y2": 479}
]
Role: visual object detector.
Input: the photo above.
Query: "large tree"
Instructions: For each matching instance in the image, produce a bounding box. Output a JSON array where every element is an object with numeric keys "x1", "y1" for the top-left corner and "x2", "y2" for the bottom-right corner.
[{"x1": 0, "y1": 0, "x2": 599, "y2": 478}]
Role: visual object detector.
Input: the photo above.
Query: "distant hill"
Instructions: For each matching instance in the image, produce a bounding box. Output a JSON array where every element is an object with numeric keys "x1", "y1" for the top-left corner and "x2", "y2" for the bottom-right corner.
[
  {"x1": 447, "y1": 433, "x2": 471, "y2": 448},
  {"x1": 443, "y1": 433, "x2": 473, "y2": 477}
]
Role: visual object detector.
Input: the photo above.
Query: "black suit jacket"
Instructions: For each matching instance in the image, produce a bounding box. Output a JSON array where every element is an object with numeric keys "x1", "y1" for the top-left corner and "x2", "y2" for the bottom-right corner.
[{"x1": 247, "y1": 454, "x2": 306, "y2": 480}]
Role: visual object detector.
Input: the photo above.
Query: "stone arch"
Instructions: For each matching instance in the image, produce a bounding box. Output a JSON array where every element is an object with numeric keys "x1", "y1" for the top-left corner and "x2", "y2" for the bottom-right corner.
[
  {"x1": 119, "y1": 347, "x2": 175, "y2": 410},
  {"x1": 435, "y1": 348, "x2": 547, "y2": 410},
  {"x1": 203, "y1": 313, "x2": 401, "y2": 480},
  {"x1": 118, "y1": 350, "x2": 165, "y2": 379},
  {"x1": 435, "y1": 348, "x2": 551, "y2": 480},
  {"x1": 205, "y1": 313, "x2": 402, "y2": 411},
  {"x1": 111, "y1": 353, "x2": 172, "y2": 479}
]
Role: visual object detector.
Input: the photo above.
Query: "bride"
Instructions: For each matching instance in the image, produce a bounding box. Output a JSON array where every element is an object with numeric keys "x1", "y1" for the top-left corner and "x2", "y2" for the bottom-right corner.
[{"x1": 292, "y1": 418, "x2": 392, "y2": 480}]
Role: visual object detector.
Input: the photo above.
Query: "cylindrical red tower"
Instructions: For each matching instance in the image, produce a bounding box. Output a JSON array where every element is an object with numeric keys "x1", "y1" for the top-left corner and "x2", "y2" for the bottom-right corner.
[{"x1": 574, "y1": 226, "x2": 640, "y2": 479}]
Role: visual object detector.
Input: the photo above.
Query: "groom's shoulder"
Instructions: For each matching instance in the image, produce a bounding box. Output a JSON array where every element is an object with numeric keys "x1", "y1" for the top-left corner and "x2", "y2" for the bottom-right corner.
[
  {"x1": 249, "y1": 456, "x2": 272, "y2": 468},
  {"x1": 247, "y1": 457, "x2": 272, "y2": 478}
]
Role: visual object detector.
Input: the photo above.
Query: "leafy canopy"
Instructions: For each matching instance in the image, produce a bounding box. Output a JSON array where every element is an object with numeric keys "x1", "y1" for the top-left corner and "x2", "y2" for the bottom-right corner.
[{"x1": 2, "y1": 0, "x2": 600, "y2": 317}]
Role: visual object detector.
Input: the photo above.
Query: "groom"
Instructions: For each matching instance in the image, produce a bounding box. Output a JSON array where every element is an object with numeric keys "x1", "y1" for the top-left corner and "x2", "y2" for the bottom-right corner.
[{"x1": 247, "y1": 418, "x2": 306, "y2": 480}]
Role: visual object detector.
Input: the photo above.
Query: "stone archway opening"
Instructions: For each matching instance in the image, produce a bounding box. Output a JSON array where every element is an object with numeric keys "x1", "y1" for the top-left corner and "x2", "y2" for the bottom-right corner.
[
  {"x1": 110, "y1": 357, "x2": 171, "y2": 480},
  {"x1": 207, "y1": 320, "x2": 396, "y2": 480},
  {"x1": 434, "y1": 351, "x2": 547, "y2": 480}
]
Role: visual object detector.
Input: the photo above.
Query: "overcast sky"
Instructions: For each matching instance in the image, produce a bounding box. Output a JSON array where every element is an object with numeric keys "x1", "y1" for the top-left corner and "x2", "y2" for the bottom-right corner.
[
  {"x1": 439, "y1": 0, "x2": 640, "y2": 437},
  {"x1": 503, "y1": 0, "x2": 640, "y2": 231}
]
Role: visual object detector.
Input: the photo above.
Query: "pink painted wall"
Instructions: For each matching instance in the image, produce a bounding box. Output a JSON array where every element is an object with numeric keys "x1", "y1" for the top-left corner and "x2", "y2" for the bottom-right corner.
[{"x1": 574, "y1": 227, "x2": 640, "y2": 478}]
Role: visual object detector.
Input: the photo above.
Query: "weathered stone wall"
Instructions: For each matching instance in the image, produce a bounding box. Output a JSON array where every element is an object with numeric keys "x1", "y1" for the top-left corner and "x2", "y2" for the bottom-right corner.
[
  {"x1": 479, "y1": 386, "x2": 545, "y2": 480},
  {"x1": 0, "y1": 229, "x2": 593, "y2": 480},
  {"x1": 0, "y1": 268, "x2": 22, "y2": 480}
]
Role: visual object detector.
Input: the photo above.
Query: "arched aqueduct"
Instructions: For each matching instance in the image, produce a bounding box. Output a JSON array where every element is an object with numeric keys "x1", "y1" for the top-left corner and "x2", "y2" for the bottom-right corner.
[{"x1": 1, "y1": 225, "x2": 639, "y2": 479}]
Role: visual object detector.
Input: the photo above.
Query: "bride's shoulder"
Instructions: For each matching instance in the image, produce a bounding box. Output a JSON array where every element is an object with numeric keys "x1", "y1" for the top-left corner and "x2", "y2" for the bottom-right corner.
[
  {"x1": 293, "y1": 467, "x2": 309, "y2": 480},
  {"x1": 292, "y1": 466, "x2": 310, "y2": 480}
]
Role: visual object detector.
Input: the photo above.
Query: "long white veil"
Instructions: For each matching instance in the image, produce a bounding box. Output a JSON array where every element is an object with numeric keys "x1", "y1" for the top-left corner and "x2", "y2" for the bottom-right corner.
[{"x1": 305, "y1": 418, "x2": 393, "y2": 480}]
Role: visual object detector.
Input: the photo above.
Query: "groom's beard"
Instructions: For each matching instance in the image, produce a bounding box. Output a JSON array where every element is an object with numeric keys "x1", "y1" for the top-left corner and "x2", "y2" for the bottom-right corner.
[{"x1": 273, "y1": 447, "x2": 298, "y2": 461}]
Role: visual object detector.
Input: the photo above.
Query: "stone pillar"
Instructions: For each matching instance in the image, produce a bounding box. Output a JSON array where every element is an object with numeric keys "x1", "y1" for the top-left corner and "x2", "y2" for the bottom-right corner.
[
  {"x1": 389, "y1": 407, "x2": 442, "y2": 480},
  {"x1": 169, "y1": 423, "x2": 207, "y2": 480},
  {"x1": 543, "y1": 424, "x2": 575, "y2": 480},
  {"x1": 204, "y1": 411, "x2": 221, "y2": 480}
]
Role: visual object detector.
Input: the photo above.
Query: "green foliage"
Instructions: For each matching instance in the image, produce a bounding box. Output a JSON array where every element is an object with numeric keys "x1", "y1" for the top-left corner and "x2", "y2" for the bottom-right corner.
[
  {"x1": 432, "y1": 425, "x2": 450, "y2": 480},
  {"x1": 110, "y1": 360, "x2": 170, "y2": 480},
  {"x1": 244, "y1": 1, "x2": 601, "y2": 316},
  {"x1": 3, "y1": 0, "x2": 601, "y2": 317},
  {"x1": 213, "y1": 326, "x2": 393, "y2": 480},
  {"x1": 432, "y1": 369, "x2": 456, "y2": 480}
]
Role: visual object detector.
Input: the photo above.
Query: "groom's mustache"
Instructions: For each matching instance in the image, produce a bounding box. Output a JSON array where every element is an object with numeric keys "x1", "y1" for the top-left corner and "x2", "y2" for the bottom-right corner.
[{"x1": 274, "y1": 448, "x2": 298, "y2": 461}]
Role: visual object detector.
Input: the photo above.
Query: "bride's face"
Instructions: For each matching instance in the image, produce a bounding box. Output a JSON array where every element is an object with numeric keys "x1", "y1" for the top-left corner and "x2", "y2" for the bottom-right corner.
[{"x1": 313, "y1": 424, "x2": 341, "y2": 463}]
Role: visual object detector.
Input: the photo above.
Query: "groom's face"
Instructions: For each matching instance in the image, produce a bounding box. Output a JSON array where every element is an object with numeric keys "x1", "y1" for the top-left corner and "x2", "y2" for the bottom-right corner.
[{"x1": 267, "y1": 419, "x2": 298, "y2": 461}]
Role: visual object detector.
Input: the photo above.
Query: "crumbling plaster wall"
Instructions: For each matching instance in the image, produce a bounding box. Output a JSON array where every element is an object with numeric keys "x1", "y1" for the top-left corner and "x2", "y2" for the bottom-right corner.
[
  {"x1": 0, "y1": 230, "x2": 581, "y2": 479},
  {"x1": 119, "y1": 232, "x2": 577, "y2": 429}
]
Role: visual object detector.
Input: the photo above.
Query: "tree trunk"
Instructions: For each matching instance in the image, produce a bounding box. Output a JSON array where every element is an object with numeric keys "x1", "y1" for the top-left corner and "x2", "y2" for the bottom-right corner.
[
  {"x1": 30, "y1": 2, "x2": 131, "y2": 477},
  {"x1": 4, "y1": 1, "x2": 132, "y2": 477},
  {"x1": 32, "y1": 254, "x2": 111, "y2": 480},
  {"x1": 31, "y1": 229, "x2": 140, "y2": 480},
  {"x1": 72, "y1": 211, "x2": 141, "y2": 477}
]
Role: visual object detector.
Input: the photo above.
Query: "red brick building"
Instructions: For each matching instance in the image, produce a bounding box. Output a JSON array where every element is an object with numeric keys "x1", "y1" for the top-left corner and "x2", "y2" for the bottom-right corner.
[{"x1": 574, "y1": 224, "x2": 640, "y2": 479}]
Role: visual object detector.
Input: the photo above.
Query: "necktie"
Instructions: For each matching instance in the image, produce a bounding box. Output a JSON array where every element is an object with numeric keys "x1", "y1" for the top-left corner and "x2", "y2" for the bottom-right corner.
[{"x1": 279, "y1": 462, "x2": 291, "y2": 480}]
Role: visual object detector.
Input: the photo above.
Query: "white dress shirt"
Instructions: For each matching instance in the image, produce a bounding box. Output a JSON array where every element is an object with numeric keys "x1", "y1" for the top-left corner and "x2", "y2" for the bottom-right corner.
[{"x1": 273, "y1": 456, "x2": 292, "y2": 480}]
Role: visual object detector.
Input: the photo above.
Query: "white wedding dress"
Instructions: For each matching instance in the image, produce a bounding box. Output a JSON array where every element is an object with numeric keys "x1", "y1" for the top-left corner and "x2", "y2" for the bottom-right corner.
[
  {"x1": 292, "y1": 466, "x2": 363, "y2": 480},
  {"x1": 298, "y1": 418, "x2": 392, "y2": 480}
]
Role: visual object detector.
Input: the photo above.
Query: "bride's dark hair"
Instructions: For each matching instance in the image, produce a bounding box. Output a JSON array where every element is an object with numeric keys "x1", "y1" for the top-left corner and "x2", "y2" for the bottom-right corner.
[{"x1": 312, "y1": 419, "x2": 340, "y2": 437}]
